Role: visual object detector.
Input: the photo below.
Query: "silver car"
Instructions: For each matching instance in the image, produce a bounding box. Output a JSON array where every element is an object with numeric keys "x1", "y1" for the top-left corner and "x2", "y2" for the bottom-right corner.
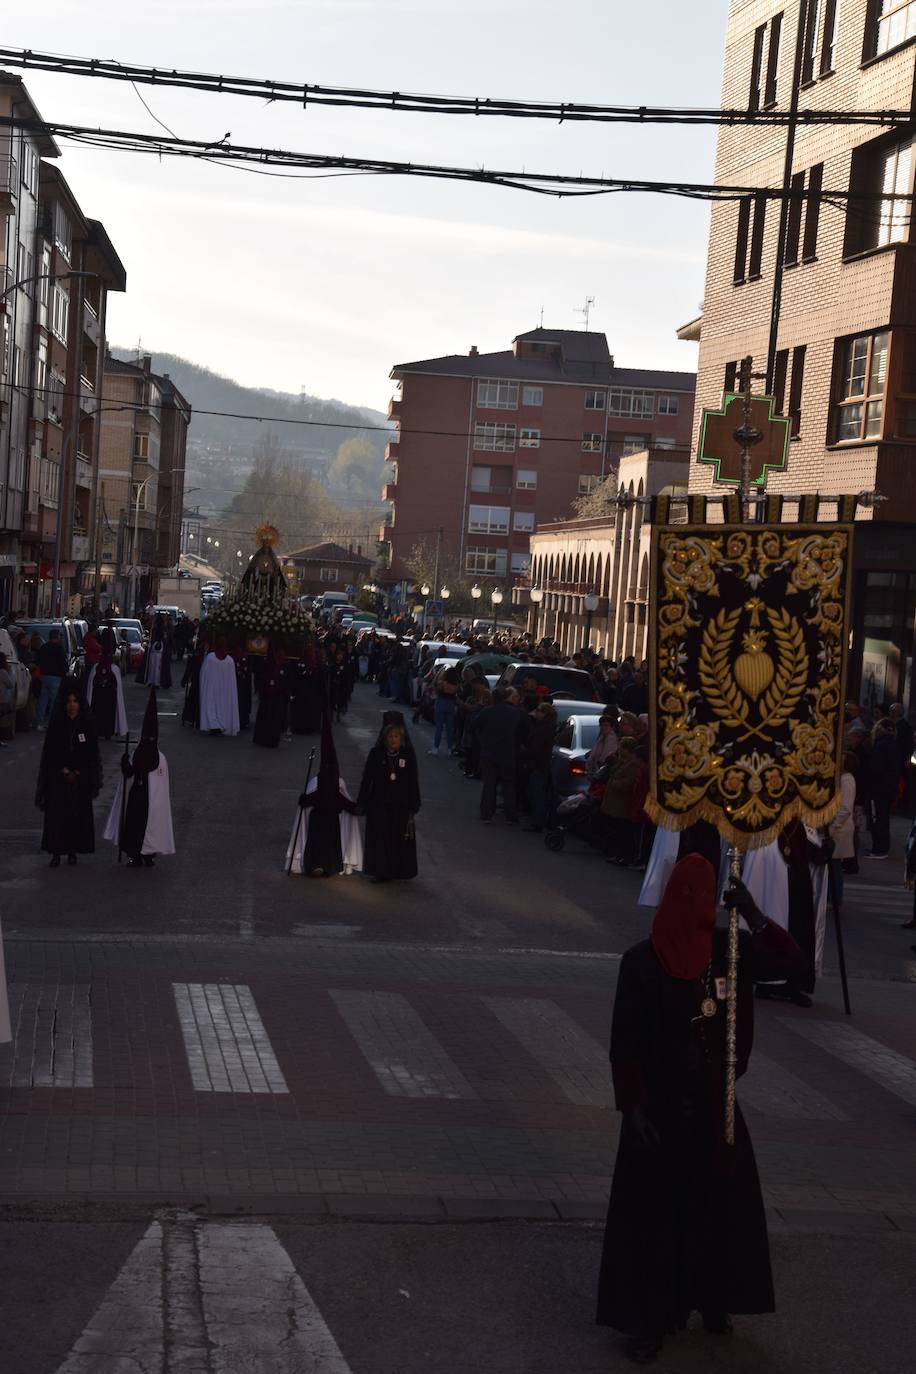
[{"x1": 551, "y1": 714, "x2": 602, "y2": 800}]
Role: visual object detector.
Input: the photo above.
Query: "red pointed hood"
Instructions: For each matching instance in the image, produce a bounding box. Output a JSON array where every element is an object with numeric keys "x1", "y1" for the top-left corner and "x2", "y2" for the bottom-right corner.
[{"x1": 650, "y1": 854, "x2": 718, "y2": 981}]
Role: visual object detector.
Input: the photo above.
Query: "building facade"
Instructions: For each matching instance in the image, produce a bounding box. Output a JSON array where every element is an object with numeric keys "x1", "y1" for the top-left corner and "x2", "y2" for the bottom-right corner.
[
  {"x1": 691, "y1": 0, "x2": 916, "y2": 705},
  {"x1": 515, "y1": 447, "x2": 690, "y2": 659},
  {"x1": 285, "y1": 540, "x2": 372, "y2": 598},
  {"x1": 383, "y1": 328, "x2": 694, "y2": 599},
  {"x1": 98, "y1": 353, "x2": 190, "y2": 614}
]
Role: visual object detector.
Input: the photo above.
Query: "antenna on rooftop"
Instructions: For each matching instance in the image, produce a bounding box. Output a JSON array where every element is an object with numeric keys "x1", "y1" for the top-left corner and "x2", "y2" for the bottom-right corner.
[
  {"x1": 574, "y1": 296, "x2": 596, "y2": 331},
  {"x1": 538, "y1": 305, "x2": 544, "y2": 328},
  {"x1": 134, "y1": 336, "x2": 143, "y2": 364}
]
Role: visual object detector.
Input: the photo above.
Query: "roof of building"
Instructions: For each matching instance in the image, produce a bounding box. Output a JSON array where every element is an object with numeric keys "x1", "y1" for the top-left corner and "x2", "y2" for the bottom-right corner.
[
  {"x1": 285, "y1": 541, "x2": 372, "y2": 565},
  {"x1": 0, "y1": 72, "x2": 60, "y2": 157},
  {"x1": 392, "y1": 329, "x2": 695, "y2": 392},
  {"x1": 86, "y1": 218, "x2": 127, "y2": 292}
]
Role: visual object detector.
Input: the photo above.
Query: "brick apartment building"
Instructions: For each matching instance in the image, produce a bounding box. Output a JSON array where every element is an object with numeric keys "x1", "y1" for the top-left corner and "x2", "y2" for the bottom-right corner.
[
  {"x1": 98, "y1": 353, "x2": 191, "y2": 614},
  {"x1": 285, "y1": 540, "x2": 372, "y2": 598},
  {"x1": 691, "y1": 0, "x2": 916, "y2": 705},
  {"x1": 382, "y1": 328, "x2": 694, "y2": 598}
]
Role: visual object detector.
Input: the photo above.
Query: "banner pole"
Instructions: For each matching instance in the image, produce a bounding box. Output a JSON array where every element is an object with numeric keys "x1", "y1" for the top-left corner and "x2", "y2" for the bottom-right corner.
[{"x1": 725, "y1": 845, "x2": 742, "y2": 1146}]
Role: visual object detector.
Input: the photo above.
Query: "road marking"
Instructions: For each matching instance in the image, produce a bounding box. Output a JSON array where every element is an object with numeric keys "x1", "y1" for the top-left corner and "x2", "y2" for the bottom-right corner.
[
  {"x1": 739, "y1": 1050, "x2": 847, "y2": 1120},
  {"x1": 782, "y1": 1018, "x2": 916, "y2": 1109},
  {"x1": 482, "y1": 996, "x2": 612, "y2": 1108},
  {"x1": 173, "y1": 983, "x2": 288, "y2": 1094},
  {"x1": 0, "y1": 984, "x2": 93, "y2": 1087},
  {"x1": 330, "y1": 989, "x2": 478, "y2": 1099},
  {"x1": 57, "y1": 1214, "x2": 354, "y2": 1372}
]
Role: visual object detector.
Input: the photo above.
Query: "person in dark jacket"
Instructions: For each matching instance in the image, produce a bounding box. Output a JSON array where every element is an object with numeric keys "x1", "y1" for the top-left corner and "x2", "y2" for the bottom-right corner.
[
  {"x1": 596, "y1": 858, "x2": 805, "y2": 1364},
  {"x1": 357, "y1": 721, "x2": 421, "y2": 881},
  {"x1": 521, "y1": 700, "x2": 556, "y2": 831},
  {"x1": 868, "y1": 717, "x2": 900, "y2": 858},
  {"x1": 252, "y1": 647, "x2": 289, "y2": 747},
  {"x1": 34, "y1": 628, "x2": 68, "y2": 729},
  {"x1": 475, "y1": 688, "x2": 524, "y2": 823},
  {"x1": 35, "y1": 677, "x2": 102, "y2": 866}
]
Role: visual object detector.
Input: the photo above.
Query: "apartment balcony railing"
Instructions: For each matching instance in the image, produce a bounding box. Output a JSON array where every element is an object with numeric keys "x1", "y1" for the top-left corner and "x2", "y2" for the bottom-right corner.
[
  {"x1": 79, "y1": 375, "x2": 96, "y2": 413},
  {"x1": 387, "y1": 397, "x2": 402, "y2": 421},
  {"x1": 384, "y1": 438, "x2": 400, "y2": 460},
  {"x1": 75, "y1": 454, "x2": 93, "y2": 489},
  {"x1": 382, "y1": 483, "x2": 398, "y2": 501}
]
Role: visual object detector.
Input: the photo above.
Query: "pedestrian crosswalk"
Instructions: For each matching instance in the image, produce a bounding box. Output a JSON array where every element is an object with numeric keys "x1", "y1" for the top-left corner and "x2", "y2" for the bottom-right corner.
[{"x1": 2, "y1": 977, "x2": 916, "y2": 1125}]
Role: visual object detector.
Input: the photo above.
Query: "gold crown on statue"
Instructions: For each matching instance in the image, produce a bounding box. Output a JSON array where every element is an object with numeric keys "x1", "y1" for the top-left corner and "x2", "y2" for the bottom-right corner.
[{"x1": 255, "y1": 523, "x2": 280, "y2": 548}]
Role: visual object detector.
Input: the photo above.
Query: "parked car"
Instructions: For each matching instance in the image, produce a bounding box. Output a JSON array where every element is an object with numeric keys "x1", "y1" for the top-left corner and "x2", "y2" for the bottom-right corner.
[
  {"x1": 0, "y1": 626, "x2": 31, "y2": 711},
  {"x1": 15, "y1": 618, "x2": 83, "y2": 677},
  {"x1": 550, "y1": 700, "x2": 607, "y2": 727},
  {"x1": 551, "y1": 714, "x2": 602, "y2": 800},
  {"x1": 496, "y1": 662, "x2": 599, "y2": 702},
  {"x1": 417, "y1": 640, "x2": 470, "y2": 659},
  {"x1": 117, "y1": 626, "x2": 146, "y2": 671},
  {"x1": 105, "y1": 616, "x2": 146, "y2": 641}
]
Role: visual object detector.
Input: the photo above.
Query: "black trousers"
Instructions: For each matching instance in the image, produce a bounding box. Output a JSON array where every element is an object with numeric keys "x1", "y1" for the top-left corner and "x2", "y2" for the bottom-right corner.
[{"x1": 480, "y1": 756, "x2": 517, "y2": 821}]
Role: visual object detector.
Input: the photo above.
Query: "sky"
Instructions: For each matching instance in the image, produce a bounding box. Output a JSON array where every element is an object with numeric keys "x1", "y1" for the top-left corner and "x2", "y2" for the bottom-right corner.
[{"x1": 8, "y1": 0, "x2": 729, "y2": 412}]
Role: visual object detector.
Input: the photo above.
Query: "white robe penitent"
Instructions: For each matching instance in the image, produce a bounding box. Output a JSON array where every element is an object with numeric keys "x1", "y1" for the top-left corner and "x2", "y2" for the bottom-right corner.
[
  {"x1": 86, "y1": 663, "x2": 129, "y2": 737},
  {"x1": 199, "y1": 653, "x2": 240, "y2": 735},
  {"x1": 104, "y1": 752, "x2": 176, "y2": 856},
  {"x1": 286, "y1": 778, "x2": 363, "y2": 875}
]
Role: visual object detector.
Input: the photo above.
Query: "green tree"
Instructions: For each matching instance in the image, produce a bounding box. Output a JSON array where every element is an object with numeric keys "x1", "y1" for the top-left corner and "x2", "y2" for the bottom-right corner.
[{"x1": 328, "y1": 436, "x2": 388, "y2": 500}]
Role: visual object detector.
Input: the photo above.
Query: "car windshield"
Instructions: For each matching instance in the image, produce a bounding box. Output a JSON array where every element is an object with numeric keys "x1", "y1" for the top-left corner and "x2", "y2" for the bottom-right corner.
[{"x1": 576, "y1": 718, "x2": 601, "y2": 749}]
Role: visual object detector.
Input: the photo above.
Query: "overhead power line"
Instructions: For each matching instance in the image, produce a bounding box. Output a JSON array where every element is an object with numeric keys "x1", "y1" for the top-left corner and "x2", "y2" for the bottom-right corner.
[
  {"x1": 1, "y1": 46, "x2": 913, "y2": 129},
  {"x1": 1, "y1": 114, "x2": 909, "y2": 205}
]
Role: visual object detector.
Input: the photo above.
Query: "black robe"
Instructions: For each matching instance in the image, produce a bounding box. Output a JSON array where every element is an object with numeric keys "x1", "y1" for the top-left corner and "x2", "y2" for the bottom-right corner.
[
  {"x1": 121, "y1": 761, "x2": 151, "y2": 860},
  {"x1": 596, "y1": 921, "x2": 805, "y2": 1338},
  {"x1": 253, "y1": 661, "x2": 288, "y2": 747},
  {"x1": 235, "y1": 656, "x2": 252, "y2": 731},
  {"x1": 357, "y1": 744, "x2": 421, "y2": 879},
  {"x1": 35, "y1": 714, "x2": 103, "y2": 855},
  {"x1": 301, "y1": 787, "x2": 358, "y2": 876},
  {"x1": 89, "y1": 666, "x2": 119, "y2": 739},
  {"x1": 181, "y1": 652, "x2": 203, "y2": 727}
]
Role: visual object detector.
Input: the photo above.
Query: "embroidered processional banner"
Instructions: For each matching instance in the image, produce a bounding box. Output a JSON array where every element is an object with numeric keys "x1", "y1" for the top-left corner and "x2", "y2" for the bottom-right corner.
[{"x1": 647, "y1": 521, "x2": 854, "y2": 849}]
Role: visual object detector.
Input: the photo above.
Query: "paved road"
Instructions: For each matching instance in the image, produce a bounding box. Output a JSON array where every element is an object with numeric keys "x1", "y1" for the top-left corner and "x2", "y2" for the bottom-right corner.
[{"x1": 1, "y1": 676, "x2": 915, "y2": 1370}]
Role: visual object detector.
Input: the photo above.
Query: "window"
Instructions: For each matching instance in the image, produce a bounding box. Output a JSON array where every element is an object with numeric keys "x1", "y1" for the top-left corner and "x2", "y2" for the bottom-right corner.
[
  {"x1": 789, "y1": 345, "x2": 806, "y2": 436},
  {"x1": 578, "y1": 474, "x2": 601, "y2": 495},
  {"x1": 477, "y1": 378, "x2": 519, "y2": 409},
  {"x1": 53, "y1": 202, "x2": 71, "y2": 262},
  {"x1": 821, "y1": 0, "x2": 839, "y2": 70},
  {"x1": 846, "y1": 136, "x2": 913, "y2": 255},
  {"x1": 784, "y1": 171, "x2": 805, "y2": 266},
  {"x1": 749, "y1": 24, "x2": 766, "y2": 110},
  {"x1": 748, "y1": 192, "x2": 767, "y2": 277},
  {"x1": 511, "y1": 552, "x2": 532, "y2": 574},
  {"x1": 734, "y1": 197, "x2": 752, "y2": 282},
  {"x1": 801, "y1": 0, "x2": 822, "y2": 83},
  {"x1": 51, "y1": 286, "x2": 69, "y2": 343},
  {"x1": 608, "y1": 388, "x2": 655, "y2": 417},
  {"x1": 803, "y1": 163, "x2": 823, "y2": 259},
  {"x1": 764, "y1": 12, "x2": 782, "y2": 105},
  {"x1": 134, "y1": 433, "x2": 150, "y2": 460},
  {"x1": 1, "y1": 315, "x2": 9, "y2": 377},
  {"x1": 834, "y1": 331, "x2": 889, "y2": 441},
  {"x1": 516, "y1": 468, "x2": 538, "y2": 489},
  {"x1": 581, "y1": 432, "x2": 603, "y2": 452},
  {"x1": 519, "y1": 427, "x2": 541, "y2": 448},
  {"x1": 319, "y1": 567, "x2": 337, "y2": 582},
  {"x1": 657, "y1": 394, "x2": 679, "y2": 415},
  {"x1": 871, "y1": 0, "x2": 916, "y2": 58},
  {"x1": 622, "y1": 435, "x2": 650, "y2": 456},
  {"x1": 468, "y1": 504, "x2": 510, "y2": 534},
  {"x1": 584, "y1": 390, "x2": 606, "y2": 410},
  {"x1": 773, "y1": 349, "x2": 789, "y2": 414},
  {"x1": 522, "y1": 385, "x2": 543, "y2": 406},
  {"x1": 35, "y1": 336, "x2": 47, "y2": 412},
  {"x1": 471, "y1": 464, "x2": 511, "y2": 492},
  {"x1": 474, "y1": 422, "x2": 516, "y2": 452},
  {"x1": 47, "y1": 368, "x2": 65, "y2": 423},
  {"x1": 724, "y1": 361, "x2": 738, "y2": 393},
  {"x1": 131, "y1": 481, "x2": 149, "y2": 512},
  {"x1": 513, "y1": 510, "x2": 535, "y2": 532},
  {"x1": 466, "y1": 546, "x2": 507, "y2": 576}
]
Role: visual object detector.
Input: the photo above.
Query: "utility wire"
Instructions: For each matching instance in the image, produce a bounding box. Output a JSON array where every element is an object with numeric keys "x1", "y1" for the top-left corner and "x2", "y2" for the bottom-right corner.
[
  {"x1": 1, "y1": 46, "x2": 914, "y2": 128},
  {"x1": 2, "y1": 113, "x2": 911, "y2": 205}
]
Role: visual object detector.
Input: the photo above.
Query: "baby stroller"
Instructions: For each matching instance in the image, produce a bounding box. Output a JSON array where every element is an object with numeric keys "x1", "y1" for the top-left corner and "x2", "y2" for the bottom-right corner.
[{"x1": 544, "y1": 787, "x2": 603, "y2": 852}]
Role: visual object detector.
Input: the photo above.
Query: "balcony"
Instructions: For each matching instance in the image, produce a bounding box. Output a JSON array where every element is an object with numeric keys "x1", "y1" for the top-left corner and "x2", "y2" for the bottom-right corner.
[
  {"x1": 71, "y1": 534, "x2": 91, "y2": 561},
  {"x1": 75, "y1": 454, "x2": 93, "y2": 489},
  {"x1": 82, "y1": 300, "x2": 101, "y2": 345},
  {"x1": 387, "y1": 397, "x2": 402, "y2": 421},
  {"x1": 384, "y1": 438, "x2": 400, "y2": 460},
  {"x1": 79, "y1": 374, "x2": 96, "y2": 413},
  {"x1": 378, "y1": 523, "x2": 393, "y2": 543},
  {"x1": 382, "y1": 483, "x2": 398, "y2": 501}
]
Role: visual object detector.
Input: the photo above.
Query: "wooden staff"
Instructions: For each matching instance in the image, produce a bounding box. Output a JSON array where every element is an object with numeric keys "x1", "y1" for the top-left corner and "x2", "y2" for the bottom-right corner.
[
  {"x1": 724, "y1": 845, "x2": 743, "y2": 1146},
  {"x1": 117, "y1": 731, "x2": 130, "y2": 865},
  {"x1": 286, "y1": 746, "x2": 316, "y2": 875}
]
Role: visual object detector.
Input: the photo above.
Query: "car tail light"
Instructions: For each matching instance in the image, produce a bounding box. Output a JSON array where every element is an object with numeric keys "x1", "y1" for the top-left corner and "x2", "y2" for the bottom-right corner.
[{"x1": 568, "y1": 760, "x2": 587, "y2": 776}]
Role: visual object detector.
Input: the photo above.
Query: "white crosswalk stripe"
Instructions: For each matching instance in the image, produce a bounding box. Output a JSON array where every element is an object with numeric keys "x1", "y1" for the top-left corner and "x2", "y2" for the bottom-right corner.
[
  {"x1": 482, "y1": 996, "x2": 611, "y2": 1108},
  {"x1": 56, "y1": 1213, "x2": 354, "y2": 1372},
  {"x1": 331, "y1": 989, "x2": 478, "y2": 1099},
  {"x1": 782, "y1": 1018, "x2": 916, "y2": 1109},
  {"x1": 173, "y1": 983, "x2": 288, "y2": 1094}
]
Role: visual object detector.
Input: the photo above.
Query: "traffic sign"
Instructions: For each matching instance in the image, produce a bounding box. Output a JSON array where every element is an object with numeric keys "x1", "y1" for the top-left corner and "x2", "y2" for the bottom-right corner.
[{"x1": 425, "y1": 599, "x2": 444, "y2": 618}]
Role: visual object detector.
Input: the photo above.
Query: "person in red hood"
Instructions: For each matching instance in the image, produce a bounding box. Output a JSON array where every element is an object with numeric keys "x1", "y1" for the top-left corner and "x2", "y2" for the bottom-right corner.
[{"x1": 596, "y1": 852, "x2": 805, "y2": 1365}]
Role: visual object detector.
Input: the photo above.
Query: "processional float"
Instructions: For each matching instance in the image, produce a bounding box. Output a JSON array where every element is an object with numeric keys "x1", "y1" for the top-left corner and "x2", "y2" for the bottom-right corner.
[{"x1": 645, "y1": 360, "x2": 857, "y2": 1144}]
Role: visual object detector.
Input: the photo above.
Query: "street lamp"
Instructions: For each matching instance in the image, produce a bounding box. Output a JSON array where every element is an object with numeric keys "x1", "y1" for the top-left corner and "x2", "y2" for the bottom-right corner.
[
  {"x1": 0, "y1": 268, "x2": 97, "y2": 304},
  {"x1": 440, "y1": 586, "x2": 450, "y2": 600},
  {"x1": 583, "y1": 589, "x2": 600, "y2": 650},
  {"x1": 529, "y1": 585, "x2": 544, "y2": 604},
  {"x1": 420, "y1": 582, "x2": 430, "y2": 596},
  {"x1": 490, "y1": 586, "x2": 504, "y2": 636},
  {"x1": 471, "y1": 584, "x2": 482, "y2": 600}
]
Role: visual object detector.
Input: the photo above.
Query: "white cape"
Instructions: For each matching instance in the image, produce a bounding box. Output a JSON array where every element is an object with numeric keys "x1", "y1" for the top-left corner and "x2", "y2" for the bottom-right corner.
[
  {"x1": 86, "y1": 662, "x2": 129, "y2": 737},
  {"x1": 806, "y1": 824, "x2": 830, "y2": 975},
  {"x1": 286, "y1": 778, "x2": 363, "y2": 874},
  {"x1": 638, "y1": 826, "x2": 680, "y2": 907},
  {"x1": 199, "y1": 652, "x2": 240, "y2": 735},
  {"x1": 741, "y1": 840, "x2": 790, "y2": 930},
  {"x1": 104, "y1": 751, "x2": 176, "y2": 855}
]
